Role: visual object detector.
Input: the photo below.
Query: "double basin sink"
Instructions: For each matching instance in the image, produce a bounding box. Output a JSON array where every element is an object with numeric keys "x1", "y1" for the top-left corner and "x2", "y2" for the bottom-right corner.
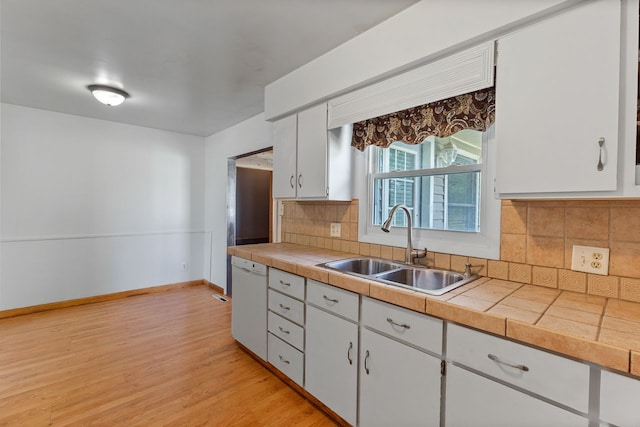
[{"x1": 318, "y1": 257, "x2": 478, "y2": 296}]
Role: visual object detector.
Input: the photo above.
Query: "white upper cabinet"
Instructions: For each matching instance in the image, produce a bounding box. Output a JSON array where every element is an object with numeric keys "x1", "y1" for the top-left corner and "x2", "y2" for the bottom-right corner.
[
  {"x1": 272, "y1": 114, "x2": 298, "y2": 199},
  {"x1": 495, "y1": 0, "x2": 621, "y2": 196},
  {"x1": 272, "y1": 103, "x2": 352, "y2": 200},
  {"x1": 297, "y1": 104, "x2": 330, "y2": 198}
]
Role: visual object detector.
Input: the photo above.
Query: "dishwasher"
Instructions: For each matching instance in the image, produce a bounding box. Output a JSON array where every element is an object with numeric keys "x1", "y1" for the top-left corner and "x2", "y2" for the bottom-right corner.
[{"x1": 231, "y1": 256, "x2": 268, "y2": 360}]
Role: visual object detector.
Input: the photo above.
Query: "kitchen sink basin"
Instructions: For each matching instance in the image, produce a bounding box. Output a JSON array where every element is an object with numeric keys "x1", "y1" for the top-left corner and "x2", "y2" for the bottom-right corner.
[
  {"x1": 318, "y1": 257, "x2": 478, "y2": 296},
  {"x1": 321, "y1": 257, "x2": 403, "y2": 276},
  {"x1": 375, "y1": 268, "x2": 473, "y2": 296}
]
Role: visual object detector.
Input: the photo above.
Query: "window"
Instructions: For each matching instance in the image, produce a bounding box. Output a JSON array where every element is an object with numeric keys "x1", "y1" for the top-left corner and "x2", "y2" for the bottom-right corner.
[
  {"x1": 372, "y1": 130, "x2": 482, "y2": 232},
  {"x1": 355, "y1": 126, "x2": 500, "y2": 260}
]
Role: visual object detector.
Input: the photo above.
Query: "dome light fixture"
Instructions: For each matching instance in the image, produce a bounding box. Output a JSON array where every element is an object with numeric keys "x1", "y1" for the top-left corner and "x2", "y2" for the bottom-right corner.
[{"x1": 87, "y1": 84, "x2": 130, "y2": 106}]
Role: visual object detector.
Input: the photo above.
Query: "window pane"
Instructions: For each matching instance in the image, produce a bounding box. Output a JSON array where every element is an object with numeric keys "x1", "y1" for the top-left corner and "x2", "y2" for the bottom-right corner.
[
  {"x1": 373, "y1": 171, "x2": 480, "y2": 232},
  {"x1": 378, "y1": 131, "x2": 482, "y2": 172}
]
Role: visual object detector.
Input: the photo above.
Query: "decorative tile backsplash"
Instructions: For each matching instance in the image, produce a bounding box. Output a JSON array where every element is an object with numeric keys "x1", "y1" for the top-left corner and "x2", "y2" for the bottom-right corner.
[{"x1": 280, "y1": 199, "x2": 640, "y2": 303}]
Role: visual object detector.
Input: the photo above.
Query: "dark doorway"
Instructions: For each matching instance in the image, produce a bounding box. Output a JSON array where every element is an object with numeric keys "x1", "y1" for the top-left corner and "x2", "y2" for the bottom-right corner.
[{"x1": 235, "y1": 167, "x2": 272, "y2": 245}]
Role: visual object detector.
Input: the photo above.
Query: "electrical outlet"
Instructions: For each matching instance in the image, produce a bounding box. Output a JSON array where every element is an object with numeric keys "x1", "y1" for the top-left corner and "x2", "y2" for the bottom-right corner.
[
  {"x1": 181, "y1": 262, "x2": 189, "y2": 271},
  {"x1": 570, "y1": 245, "x2": 609, "y2": 275},
  {"x1": 330, "y1": 223, "x2": 341, "y2": 237}
]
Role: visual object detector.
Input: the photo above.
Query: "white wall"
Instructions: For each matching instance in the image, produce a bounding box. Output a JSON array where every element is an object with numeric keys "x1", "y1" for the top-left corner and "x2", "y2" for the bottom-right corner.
[
  {"x1": 205, "y1": 113, "x2": 273, "y2": 292},
  {"x1": 0, "y1": 104, "x2": 206, "y2": 310},
  {"x1": 264, "y1": 0, "x2": 580, "y2": 119}
]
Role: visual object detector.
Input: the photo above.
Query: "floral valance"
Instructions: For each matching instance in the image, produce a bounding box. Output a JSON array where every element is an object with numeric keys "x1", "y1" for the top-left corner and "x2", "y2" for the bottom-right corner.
[{"x1": 351, "y1": 86, "x2": 495, "y2": 151}]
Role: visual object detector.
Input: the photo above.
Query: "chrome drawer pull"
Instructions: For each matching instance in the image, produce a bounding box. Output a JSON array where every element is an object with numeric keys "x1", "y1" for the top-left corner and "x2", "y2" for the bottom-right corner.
[
  {"x1": 386, "y1": 317, "x2": 411, "y2": 330},
  {"x1": 488, "y1": 354, "x2": 529, "y2": 372},
  {"x1": 597, "y1": 137, "x2": 605, "y2": 171},
  {"x1": 364, "y1": 350, "x2": 370, "y2": 374},
  {"x1": 278, "y1": 326, "x2": 290, "y2": 335},
  {"x1": 323, "y1": 295, "x2": 339, "y2": 304},
  {"x1": 279, "y1": 280, "x2": 291, "y2": 287},
  {"x1": 289, "y1": 175, "x2": 295, "y2": 189},
  {"x1": 347, "y1": 342, "x2": 353, "y2": 365},
  {"x1": 278, "y1": 355, "x2": 290, "y2": 365},
  {"x1": 278, "y1": 303, "x2": 290, "y2": 311}
]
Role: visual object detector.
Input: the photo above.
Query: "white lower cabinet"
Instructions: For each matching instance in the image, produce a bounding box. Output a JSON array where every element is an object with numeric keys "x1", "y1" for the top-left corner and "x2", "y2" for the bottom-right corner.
[
  {"x1": 447, "y1": 323, "x2": 589, "y2": 413},
  {"x1": 268, "y1": 333, "x2": 304, "y2": 387},
  {"x1": 267, "y1": 268, "x2": 305, "y2": 387},
  {"x1": 600, "y1": 369, "x2": 640, "y2": 427},
  {"x1": 359, "y1": 327, "x2": 441, "y2": 427},
  {"x1": 305, "y1": 305, "x2": 358, "y2": 425},
  {"x1": 445, "y1": 323, "x2": 589, "y2": 427},
  {"x1": 359, "y1": 296, "x2": 442, "y2": 427},
  {"x1": 445, "y1": 364, "x2": 587, "y2": 427}
]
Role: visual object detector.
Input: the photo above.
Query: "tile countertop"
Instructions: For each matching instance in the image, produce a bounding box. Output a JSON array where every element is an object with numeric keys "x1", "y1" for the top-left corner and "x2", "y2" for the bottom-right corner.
[{"x1": 228, "y1": 243, "x2": 640, "y2": 377}]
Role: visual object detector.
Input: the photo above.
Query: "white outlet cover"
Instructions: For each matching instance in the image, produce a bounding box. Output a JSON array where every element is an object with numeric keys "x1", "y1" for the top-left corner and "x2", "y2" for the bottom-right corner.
[
  {"x1": 330, "y1": 223, "x2": 341, "y2": 237},
  {"x1": 570, "y1": 245, "x2": 610, "y2": 275}
]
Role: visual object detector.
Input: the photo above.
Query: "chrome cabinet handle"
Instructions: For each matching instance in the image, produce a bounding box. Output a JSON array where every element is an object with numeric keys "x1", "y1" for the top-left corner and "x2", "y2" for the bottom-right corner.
[
  {"x1": 278, "y1": 303, "x2": 290, "y2": 311},
  {"x1": 488, "y1": 354, "x2": 529, "y2": 372},
  {"x1": 278, "y1": 355, "x2": 290, "y2": 365},
  {"x1": 289, "y1": 175, "x2": 295, "y2": 189},
  {"x1": 297, "y1": 174, "x2": 303, "y2": 188},
  {"x1": 364, "y1": 350, "x2": 370, "y2": 374},
  {"x1": 386, "y1": 317, "x2": 411, "y2": 330},
  {"x1": 279, "y1": 280, "x2": 291, "y2": 287},
  {"x1": 597, "y1": 137, "x2": 605, "y2": 171},
  {"x1": 347, "y1": 342, "x2": 353, "y2": 365},
  {"x1": 323, "y1": 295, "x2": 339, "y2": 304},
  {"x1": 278, "y1": 326, "x2": 290, "y2": 335}
]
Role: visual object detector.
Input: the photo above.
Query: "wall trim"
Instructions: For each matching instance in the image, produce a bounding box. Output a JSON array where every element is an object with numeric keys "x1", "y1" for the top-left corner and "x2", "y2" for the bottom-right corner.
[
  {"x1": 0, "y1": 279, "x2": 209, "y2": 320},
  {"x1": 1, "y1": 230, "x2": 206, "y2": 243}
]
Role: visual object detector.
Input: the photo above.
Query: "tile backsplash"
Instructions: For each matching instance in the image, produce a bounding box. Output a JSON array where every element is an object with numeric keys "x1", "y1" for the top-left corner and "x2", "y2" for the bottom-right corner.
[{"x1": 281, "y1": 199, "x2": 640, "y2": 303}]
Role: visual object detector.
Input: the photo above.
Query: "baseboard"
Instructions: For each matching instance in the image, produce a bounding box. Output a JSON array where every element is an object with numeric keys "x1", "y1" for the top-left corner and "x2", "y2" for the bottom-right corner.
[
  {"x1": 0, "y1": 279, "x2": 208, "y2": 320},
  {"x1": 203, "y1": 280, "x2": 225, "y2": 295}
]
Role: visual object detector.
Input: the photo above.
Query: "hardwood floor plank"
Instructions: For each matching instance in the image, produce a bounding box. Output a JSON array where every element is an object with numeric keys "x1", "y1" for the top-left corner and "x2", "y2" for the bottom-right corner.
[{"x1": 0, "y1": 286, "x2": 338, "y2": 426}]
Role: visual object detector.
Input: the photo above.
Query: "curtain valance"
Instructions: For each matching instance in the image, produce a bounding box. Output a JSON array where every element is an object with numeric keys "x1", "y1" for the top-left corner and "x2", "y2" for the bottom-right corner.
[{"x1": 351, "y1": 86, "x2": 495, "y2": 151}]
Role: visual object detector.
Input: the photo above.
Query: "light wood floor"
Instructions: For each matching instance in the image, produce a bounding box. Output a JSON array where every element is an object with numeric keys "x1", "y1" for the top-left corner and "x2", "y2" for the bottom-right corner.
[{"x1": 0, "y1": 285, "x2": 337, "y2": 426}]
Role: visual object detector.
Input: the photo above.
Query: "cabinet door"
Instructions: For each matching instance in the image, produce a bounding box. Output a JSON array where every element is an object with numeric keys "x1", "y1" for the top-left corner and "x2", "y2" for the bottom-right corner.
[
  {"x1": 359, "y1": 328, "x2": 441, "y2": 427},
  {"x1": 297, "y1": 103, "x2": 328, "y2": 198},
  {"x1": 600, "y1": 370, "x2": 640, "y2": 427},
  {"x1": 496, "y1": 0, "x2": 620, "y2": 195},
  {"x1": 272, "y1": 114, "x2": 297, "y2": 198},
  {"x1": 445, "y1": 365, "x2": 587, "y2": 427},
  {"x1": 305, "y1": 305, "x2": 358, "y2": 426}
]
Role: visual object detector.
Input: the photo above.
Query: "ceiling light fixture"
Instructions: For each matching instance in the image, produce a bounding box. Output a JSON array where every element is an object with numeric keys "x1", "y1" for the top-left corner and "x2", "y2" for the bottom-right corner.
[{"x1": 87, "y1": 84, "x2": 130, "y2": 106}]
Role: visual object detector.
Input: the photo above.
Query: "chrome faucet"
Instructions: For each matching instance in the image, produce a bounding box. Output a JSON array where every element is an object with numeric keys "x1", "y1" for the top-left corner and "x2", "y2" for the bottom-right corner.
[{"x1": 381, "y1": 204, "x2": 427, "y2": 265}]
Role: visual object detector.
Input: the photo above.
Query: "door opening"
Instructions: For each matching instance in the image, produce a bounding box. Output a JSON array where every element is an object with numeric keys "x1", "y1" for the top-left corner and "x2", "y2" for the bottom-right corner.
[{"x1": 226, "y1": 148, "x2": 274, "y2": 294}]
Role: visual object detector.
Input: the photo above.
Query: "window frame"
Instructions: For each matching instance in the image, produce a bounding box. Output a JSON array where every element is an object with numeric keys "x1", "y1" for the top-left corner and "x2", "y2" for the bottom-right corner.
[{"x1": 354, "y1": 125, "x2": 501, "y2": 260}]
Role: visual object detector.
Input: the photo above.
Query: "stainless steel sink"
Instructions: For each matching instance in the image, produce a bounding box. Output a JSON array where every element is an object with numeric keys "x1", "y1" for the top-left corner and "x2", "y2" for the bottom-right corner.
[
  {"x1": 321, "y1": 257, "x2": 403, "y2": 276},
  {"x1": 375, "y1": 268, "x2": 474, "y2": 296},
  {"x1": 318, "y1": 257, "x2": 478, "y2": 296}
]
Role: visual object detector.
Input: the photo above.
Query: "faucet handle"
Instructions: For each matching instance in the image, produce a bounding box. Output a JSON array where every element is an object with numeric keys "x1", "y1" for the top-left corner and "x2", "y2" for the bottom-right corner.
[{"x1": 464, "y1": 262, "x2": 482, "y2": 278}]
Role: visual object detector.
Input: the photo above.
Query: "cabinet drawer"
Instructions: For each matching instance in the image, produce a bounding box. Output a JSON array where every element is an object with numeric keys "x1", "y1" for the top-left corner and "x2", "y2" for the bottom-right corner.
[
  {"x1": 268, "y1": 333, "x2": 304, "y2": 387},
  {"x1": 268, "y1": 311, "x2": 304, "y2": 351},
  {"x1": 268, "y1": 289, "x2": 304, "y2": 325},
  {"x1": 269, "y1": 268, "x2": 305, "y2": 300},
  {"x1": 361, "y1": 296, "x2": 442, "y2": 354},
  {"x1": 447, "y1": 323, "x2": 589, "y2": 412},
  {"x1": 306, "y1": 279, "x2": 359, "y2": 322},
  {"x1": 600, "y1": 370, "x2": 640, "y2": 427}
]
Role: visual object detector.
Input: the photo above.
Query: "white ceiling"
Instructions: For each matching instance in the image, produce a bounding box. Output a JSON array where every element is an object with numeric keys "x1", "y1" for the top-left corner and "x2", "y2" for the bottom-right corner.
[{"x1": 1, "y1": 0, "x2": 419, "y2": 137}]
